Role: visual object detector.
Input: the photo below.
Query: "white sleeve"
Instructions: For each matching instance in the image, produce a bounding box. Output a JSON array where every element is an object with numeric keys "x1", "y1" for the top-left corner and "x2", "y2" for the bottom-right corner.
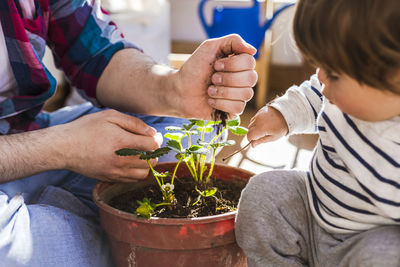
[{"x1": 269, "y1": 74, "x2": 324, "y2": 134}]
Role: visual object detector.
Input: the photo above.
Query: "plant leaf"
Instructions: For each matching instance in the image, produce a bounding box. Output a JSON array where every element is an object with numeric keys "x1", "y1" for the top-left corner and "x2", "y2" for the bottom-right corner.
[
  {"x1": 206, "y1": 120, "x2": 222, "y2": 126},
  {"x1": 166, "y1": 140, "x2": 182, "y2": 153},
  {"x1": 175, "y1": 153, "x2": 187, "y2": 161},
  {"x1": 136, "y1": 198, "x2": 156, "y2": 219},
  {"x1": 189, "y1": 119, "x2": 205, "y2": 127},
  {"x1": 204, "y1": 126, "x2": 214, "y2": 133},
  {"x1": 115, "y1": 148, "x2": 143, "y2": 156},
  {"x1": 165, "y1": 126, "x2": 184, "y2": 131},
  {"x1": 228, "y1": 126, "x2": 248, "y2": 136},
  {"x1": 140, "y1": 147, "x2": 171, "y2": 160},
  {"x1": 211, "y1": 140, "x2": 235, "y2": 149},
  {"x1": 197, "y1": 140, "x2": 210, "y2": 146},
  {"x1": 153, "y1": 171, "x2": 170, "y2": 178},
  {"x1": 186, "y1": 145, "x2": 208, "y2": 155},
  {"x1": 202, "y1": 187, "x2": 217, "y2": 197},
  {"x1": 164, "y1": 132, "x2": 184, "y2": 141},
  {"x1": 183, "y1": 122, "x2": 196, "y2": 131},
  {"x1": 183, "y1": 130, "x2": 200, "y2": 135},
  {"x1": 227, "y1": 116, "x2": 240, "y2": 127}
]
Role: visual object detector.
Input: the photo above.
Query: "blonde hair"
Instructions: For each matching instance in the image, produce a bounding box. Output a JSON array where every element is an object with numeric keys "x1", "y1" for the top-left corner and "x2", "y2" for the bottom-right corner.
[{"x1": 293, "y1": 0, "x2": 400, "y2": 93}]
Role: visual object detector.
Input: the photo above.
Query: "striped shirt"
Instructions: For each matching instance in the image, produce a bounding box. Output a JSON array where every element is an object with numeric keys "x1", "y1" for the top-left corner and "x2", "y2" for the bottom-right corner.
[
  {"x1": 271, "y1": 74, "x2": 400, "y2": 233},
  {"x1": 0, "y1": 0, "x2": 138, "y2": 133}
]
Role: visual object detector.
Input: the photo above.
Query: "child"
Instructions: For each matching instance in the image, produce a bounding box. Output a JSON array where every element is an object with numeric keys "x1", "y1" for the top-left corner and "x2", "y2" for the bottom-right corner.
[{"x1": 235, "y1": 0, "x2": 400, "y2": 266}]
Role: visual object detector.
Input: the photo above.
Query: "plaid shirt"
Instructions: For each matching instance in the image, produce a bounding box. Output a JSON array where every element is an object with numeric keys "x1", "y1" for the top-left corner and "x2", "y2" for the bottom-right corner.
[{"x1": 0, "y1": 0, "x2": 137, "y2": 133}]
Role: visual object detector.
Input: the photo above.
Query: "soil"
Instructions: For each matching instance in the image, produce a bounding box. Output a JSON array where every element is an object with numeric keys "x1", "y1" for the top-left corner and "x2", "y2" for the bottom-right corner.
[{"x1": 108, "y1": 176, "x2": 247, "y2": 218}]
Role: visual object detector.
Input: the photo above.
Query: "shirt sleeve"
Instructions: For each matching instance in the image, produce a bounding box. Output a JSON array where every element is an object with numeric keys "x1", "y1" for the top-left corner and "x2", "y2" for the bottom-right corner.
[
  {"x1": 269, "y1": 73, "x2": 324, "y2": 134},
  {"x1": 46, "y1": 0, "x2": 140, "y2": 106}
]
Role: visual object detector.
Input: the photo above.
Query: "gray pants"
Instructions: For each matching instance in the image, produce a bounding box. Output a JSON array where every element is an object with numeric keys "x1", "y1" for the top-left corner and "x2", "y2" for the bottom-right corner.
[{"x1": 235, "y1": 170, "x2": 400, "y2": 267}]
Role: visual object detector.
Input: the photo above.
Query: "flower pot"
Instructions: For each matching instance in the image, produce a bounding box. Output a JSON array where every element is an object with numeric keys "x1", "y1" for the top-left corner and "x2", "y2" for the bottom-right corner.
[{"x1": 93, "y1": 162, "x2": 254, "y2": 267}]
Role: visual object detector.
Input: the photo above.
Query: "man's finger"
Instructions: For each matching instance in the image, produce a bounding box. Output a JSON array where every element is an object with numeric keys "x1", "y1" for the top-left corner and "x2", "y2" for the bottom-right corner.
[
  {"x1": 208, "y1": 86, "x2": 254, "y2": 102},
  {"x1": 208, "y1": 98, "x2": 246, "y2": 115},
  {"x1": 218, "y1": 34, "x2": 257, "y2": 56},
  {"x1": 214, "y1": 53, "x2": 256, "y2": 72},
  {"x1": 212, "y1": 70, "x2": 258, "y2": 87},
  {"x1": 105, "y1": 110, "x2": 156, "y2": 136}
]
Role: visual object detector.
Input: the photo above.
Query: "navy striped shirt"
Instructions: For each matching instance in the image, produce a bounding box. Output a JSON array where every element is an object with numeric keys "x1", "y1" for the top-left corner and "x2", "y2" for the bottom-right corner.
[{"x1": 270, "y1": 74, "x2": 400, "y2": 233}]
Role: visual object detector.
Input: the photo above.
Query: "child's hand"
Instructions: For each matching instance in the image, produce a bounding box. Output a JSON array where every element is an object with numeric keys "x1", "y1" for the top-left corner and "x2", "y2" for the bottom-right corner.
[{"x1": 247, "y1": 105, "x2": 289, "y2": 147}]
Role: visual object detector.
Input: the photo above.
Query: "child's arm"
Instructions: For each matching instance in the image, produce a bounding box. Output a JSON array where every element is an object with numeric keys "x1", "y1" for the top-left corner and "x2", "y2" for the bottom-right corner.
[{"x1": 247, "y1": 74, "x2": 324, "y2": 146}]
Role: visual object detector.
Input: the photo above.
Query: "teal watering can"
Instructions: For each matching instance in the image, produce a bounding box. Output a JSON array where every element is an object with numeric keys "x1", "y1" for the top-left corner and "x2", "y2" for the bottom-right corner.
[{"x1": 198, "y1": 0, "x2": 294, "y2": 58}]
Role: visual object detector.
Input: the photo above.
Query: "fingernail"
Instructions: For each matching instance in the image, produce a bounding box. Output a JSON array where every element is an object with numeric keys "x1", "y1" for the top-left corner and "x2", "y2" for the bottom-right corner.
[
  {"x1": 208, "y1": 86, "x2": 217, "y2": 96},
  {"x1": 212, "y1": 74, "x2": 222, "y2": 84},
  {"x1": 214, "y1": 61, "x2": 224, "y2": 70},
  {"x1": 146, "y1": 126, "x2": 156, "y2": 136}
]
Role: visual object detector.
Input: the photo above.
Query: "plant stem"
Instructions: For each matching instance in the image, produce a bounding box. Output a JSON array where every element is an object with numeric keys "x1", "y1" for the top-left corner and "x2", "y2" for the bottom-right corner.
[
  {"x1": 185, "y1": 160, "x2": 197, "y2": 183},
  {"x1": 171, "y1": 158, "x2": 182, "y2": 185},
  {"x1": 146, "y1": 160, "x2": 162, "y2": 189},
  {"x1": 209, "y1": 125, "x2": 228, "y2": 146},
  {"x1": 206, "y1": 149, "x2": 216, "y2": 183}
]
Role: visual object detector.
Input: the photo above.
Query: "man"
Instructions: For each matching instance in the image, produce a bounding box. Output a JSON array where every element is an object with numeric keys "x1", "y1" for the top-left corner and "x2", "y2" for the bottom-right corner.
[{"x1": 0, "y1": 0, "x2": 257, "y2": 266}]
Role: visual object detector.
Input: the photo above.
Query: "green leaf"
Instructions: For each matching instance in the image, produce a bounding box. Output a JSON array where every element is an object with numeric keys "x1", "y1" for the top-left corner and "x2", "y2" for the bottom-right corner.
[
  {"x1": 197, "y1": 140, "x2": 210, "y2": 146},
  {"x1": 115, "y1": 148, "x2": 143, "y2": 156},
  {"x1": 196, "y1": 126, "x2": 213, "y2": 133},
  {"x1": 186, "y1": 146, "x2": 208, "y2": 155},
  {"x1": 189, "y1": 119, "x2": 205, "y2": 127},
  {"x1": 227, "y1": 116, "x2": 240, "y2": 127},
  {"x1": 116, "y1": 147, "x2": 171, "y2": 159},
  {"x1": 153, "y1": 171, "x2": 170, "y2": 178},
  {"x1": 175, "y1": 153, "x2": 187, "y2": 161},
  {"x1": 166, "y1": 140, "x2": 182, "y2": 153},
  {"x1": 228, "y1": 126, "x2": 248, "y2": 136},
  {"x1": 211, "y1": 140, "x2": 235, "y2": 149},
  {"x1": 183, "y1": 122, "x2": 196, "y2": 131},
  {"x1": 202, "y1": 187, "x2": 217, "y2": 197},
  {"x1": 165, "y1": 126, "x2": 184, "y2": 131},
  {"x1": 204, "y1": 126, "x2": 214, "y2": 133},
  {"x1": 136, "y1": 198, "x2": 156, "y2": 219},
  {"x1": 140, "y1": 147, "x2": 171, "y2": 160},
  {"x1": 164, "y1": 132, "x2": 184, "y2": 141},
  {"x1": 183, "y1": 130, "x2": 200, "y2": 135},
  {"x1": 206, "y1": 120, "x2": 222, "y2": 126}
]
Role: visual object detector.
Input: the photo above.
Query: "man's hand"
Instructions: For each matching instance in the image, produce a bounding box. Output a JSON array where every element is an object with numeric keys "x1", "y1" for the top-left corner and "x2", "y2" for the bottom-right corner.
[
  {"x1": 247, "y1": 105, "x2": 289, "y2": 147},
  {"x1": 60, "y1": 110, "x2": 162, "y2": 182},
  {"x1": 97, "y1": 34, "x2": 256, "y2": 120},
  {"x1": 173, "y1": 34, "x2": 258, "y2": 119}
]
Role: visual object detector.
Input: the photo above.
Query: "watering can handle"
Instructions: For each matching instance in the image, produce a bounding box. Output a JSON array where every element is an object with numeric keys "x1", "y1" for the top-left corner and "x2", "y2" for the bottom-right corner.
[
  {"x1": 198, "y1": 0, "x2": 211, "y2": 36},
  {"x1": 198, "y1": 0, "x2": 259, "y2": 38},
  {"x1": 262, "y1": 3, "x2": 295, "y2": 32}
]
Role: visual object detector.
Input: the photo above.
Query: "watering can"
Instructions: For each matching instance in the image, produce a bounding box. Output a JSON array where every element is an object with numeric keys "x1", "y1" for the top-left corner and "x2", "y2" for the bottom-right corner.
[{"x1": 198, "y1": 0, "x2": 294, "y2": 58}]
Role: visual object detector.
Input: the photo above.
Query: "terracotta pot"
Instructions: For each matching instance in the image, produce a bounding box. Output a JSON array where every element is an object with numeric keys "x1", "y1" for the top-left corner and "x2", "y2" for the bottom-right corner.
[{"x1": 93, "y1": 162, "x2": 254, "y2": 267}]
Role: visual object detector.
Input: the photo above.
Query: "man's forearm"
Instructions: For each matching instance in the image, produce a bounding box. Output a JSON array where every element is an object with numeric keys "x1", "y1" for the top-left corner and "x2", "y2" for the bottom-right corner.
[
  {"x1": 96, "y1": 49, "x2": 179, "y2": 117},
  {"x1": 0, "y1": 126, "x2": 66, "y2": 183}
]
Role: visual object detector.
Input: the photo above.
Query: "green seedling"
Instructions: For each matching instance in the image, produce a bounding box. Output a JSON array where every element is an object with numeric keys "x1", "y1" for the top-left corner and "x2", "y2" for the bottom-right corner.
[{"x1": 115, "y1": 116, "x2": 248, "y2": 218}]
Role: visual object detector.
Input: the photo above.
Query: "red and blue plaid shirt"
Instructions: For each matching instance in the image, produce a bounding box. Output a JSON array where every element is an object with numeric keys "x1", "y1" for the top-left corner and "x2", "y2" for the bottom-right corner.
[{"x1": 0, "y1": 0, "x2": 138, "y2": 133}]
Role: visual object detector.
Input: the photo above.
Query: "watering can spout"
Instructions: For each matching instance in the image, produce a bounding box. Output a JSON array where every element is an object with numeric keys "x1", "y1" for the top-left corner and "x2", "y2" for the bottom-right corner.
[{"x1": 262, "y1": 3, "x2": 294, "y2": 33}]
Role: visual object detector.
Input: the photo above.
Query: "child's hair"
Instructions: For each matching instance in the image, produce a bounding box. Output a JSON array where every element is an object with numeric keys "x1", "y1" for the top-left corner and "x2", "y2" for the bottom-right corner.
[{"x1": 293, "y1": 0, "x2": 400, "y2": 93}]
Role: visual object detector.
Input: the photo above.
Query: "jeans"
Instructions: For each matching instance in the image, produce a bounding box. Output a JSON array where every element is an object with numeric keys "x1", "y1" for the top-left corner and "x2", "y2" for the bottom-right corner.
[{"x1": 0, "y1": 102, "x2": 222, "y2": 266}]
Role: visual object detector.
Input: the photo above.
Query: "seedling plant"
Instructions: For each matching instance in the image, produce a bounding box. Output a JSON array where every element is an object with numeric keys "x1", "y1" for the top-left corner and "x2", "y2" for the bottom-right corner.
[{"x1": 115, "y1": 116, "x2": 247, "y2": 218}]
